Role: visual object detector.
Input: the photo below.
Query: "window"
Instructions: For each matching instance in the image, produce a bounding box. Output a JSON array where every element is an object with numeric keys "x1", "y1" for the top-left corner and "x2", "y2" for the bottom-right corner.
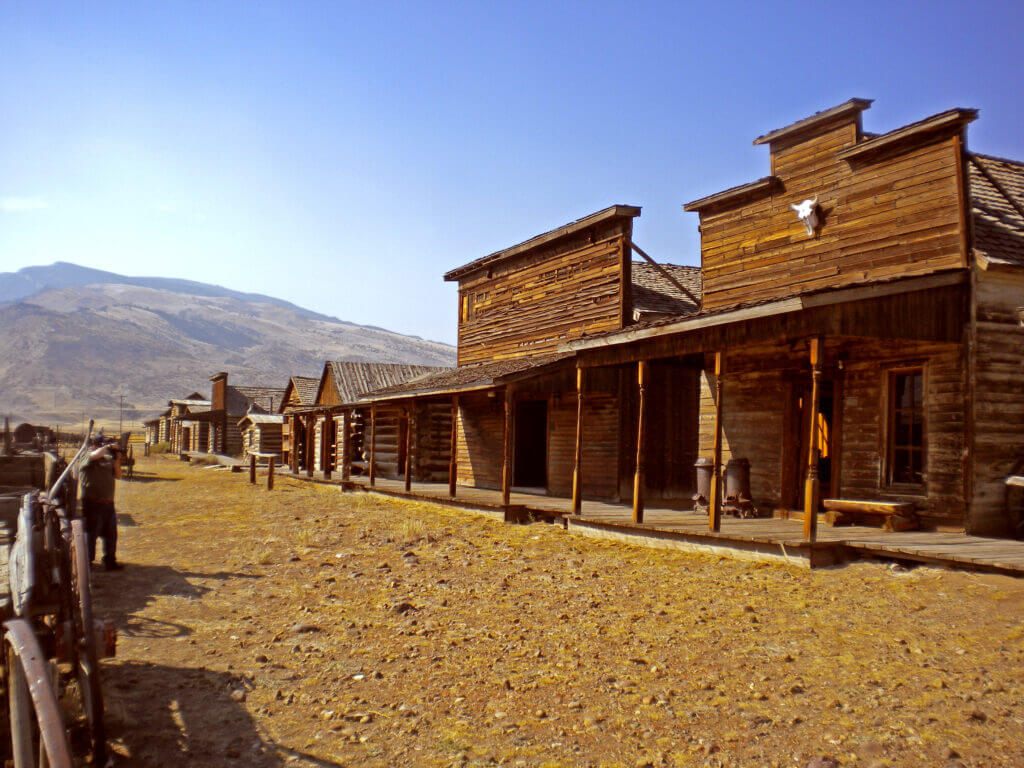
[{"x1": 888, "y1": 369, "x2": 925, "y2": 486}]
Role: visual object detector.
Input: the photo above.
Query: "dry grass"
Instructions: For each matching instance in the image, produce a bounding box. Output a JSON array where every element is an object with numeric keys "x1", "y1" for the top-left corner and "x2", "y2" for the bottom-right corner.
[{"x1": 97, "y1": 456, "x2": 1024, "y2": 768}]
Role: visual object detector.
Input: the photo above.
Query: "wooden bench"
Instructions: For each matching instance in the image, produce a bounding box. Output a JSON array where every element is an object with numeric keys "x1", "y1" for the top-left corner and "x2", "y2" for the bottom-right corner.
[{"x1": 822, "y1": 499, "x2": 919, "y2": 531}]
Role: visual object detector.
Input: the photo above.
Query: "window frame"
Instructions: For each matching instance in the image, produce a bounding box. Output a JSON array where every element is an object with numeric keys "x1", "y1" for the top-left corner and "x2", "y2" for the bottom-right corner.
[{"x1": 884, "y1": 365, "x2": 927, "y2": 490}]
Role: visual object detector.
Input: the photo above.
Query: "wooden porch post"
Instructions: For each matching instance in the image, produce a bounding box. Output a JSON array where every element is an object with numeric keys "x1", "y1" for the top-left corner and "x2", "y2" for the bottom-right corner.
[
  {"x1": 305, "y1": 416, "x2": 315, "y2": 478},
  {"x1": 290, "y1": 415, "x2": 299, "y2": 473},
  {"x1": 404, "y1": 403, "x2": 414, "y2": 492},
  {"x1": 323, "y1": 414, "x2": 332, "y2": 480},
  {"x1": 267, "y1": 456, "x2": 275, "y2": 490},
  {"x1": 369, "y1": 404, "x2": 377, "y2": 487},
  {"x1": 709, "y1": 352, "x2": 725, "y2": 532},
  {"x1": 448, "y1": 396, "x2": 459, "y2": 497},
  {"x1": 249, "y1": 453, "x2": 256, "y2": 484},
  {"x1": 502, "y1": 386, "x2": 513, "y2": 509},
  {"x1": 571, "y1": 364, "x2": 585, "y2": 516},
  {"x1": 633, "y1": 360, "x2": 649, "y2": 524},
  {"x1": 804, "y1": 337, "x2": 823, "y2": 542},
  {"x1": 340, "y1": 410, "x2": 352, "y2": 482}
]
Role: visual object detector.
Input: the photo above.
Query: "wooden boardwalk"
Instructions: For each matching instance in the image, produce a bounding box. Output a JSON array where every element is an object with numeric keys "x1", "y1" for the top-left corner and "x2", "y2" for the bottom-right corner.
[{"x1": 294, "y1": 472, "x2": 1024, "y2": 575}]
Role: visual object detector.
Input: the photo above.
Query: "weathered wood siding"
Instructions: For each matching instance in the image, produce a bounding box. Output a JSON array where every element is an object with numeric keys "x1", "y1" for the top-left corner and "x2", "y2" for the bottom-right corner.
[
  {"x1": 412, "y1": 401, "x2": 452, "y2": 483},
  {"x1": 695, "y1": 338, "x2": 967, "y2": 524},
  {"x1": 699, "y1": 119, "x2": 968, "y2": 310},
  {"x1": 456, "y1": 392, "x2": 504, "y2": 490},
  {"x1": 456, "y1": 218, "x2": 632, "y2": 366},
  {"x1": 371, "y1": 406, "x2": 404, "y2": 478},
  {"x1": 548, "y1": 389, "x2": 620, "y2": 500},
  {"x1": 838, "y1": 339, "x2": 966, "y2": 525},
  {"x1": 970, "y1": 267, "x2": 1024, "y2": 534}
]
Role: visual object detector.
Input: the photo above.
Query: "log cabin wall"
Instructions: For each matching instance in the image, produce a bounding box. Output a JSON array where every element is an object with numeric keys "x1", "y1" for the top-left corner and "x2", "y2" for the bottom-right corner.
[
  {"x1": 970, "y1": 267, "x2": 1024, "y2": 534},
  {"x1": 693, "y1": 337, "x2": 967, "y2": 524},
  {"x1": 453, "y1": 215, "x2": 634, "y2": 366},
  {"x1": 696, "y1": 108, "x2": 970, "y2": 311},
  {"x1": 371, "y1": 405, "x2": 403, "y2": 478},
  {"x1": 456, "y1": 391, "x2": 505, "y2": 490},
  {"x1": 412, "y1": 401, "x2": 452, "y2": 483}
]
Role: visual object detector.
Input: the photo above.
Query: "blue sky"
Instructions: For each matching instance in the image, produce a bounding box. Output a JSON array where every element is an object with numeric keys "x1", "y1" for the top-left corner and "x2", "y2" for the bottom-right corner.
[{"x1": 2, "y1": 1, "x2": 1022, "y2": 345}]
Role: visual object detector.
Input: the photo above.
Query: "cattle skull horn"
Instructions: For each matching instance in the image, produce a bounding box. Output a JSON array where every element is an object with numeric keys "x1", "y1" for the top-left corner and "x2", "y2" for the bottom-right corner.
[{"x1": 791, "y1": 196, "x2": 819, "y2": 236}]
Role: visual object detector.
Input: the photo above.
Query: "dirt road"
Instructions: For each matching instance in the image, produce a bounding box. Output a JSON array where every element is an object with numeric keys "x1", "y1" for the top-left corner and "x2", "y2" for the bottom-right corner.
[{"x1": 95, "y1": 456, "x2": 1024, "y2": 767}]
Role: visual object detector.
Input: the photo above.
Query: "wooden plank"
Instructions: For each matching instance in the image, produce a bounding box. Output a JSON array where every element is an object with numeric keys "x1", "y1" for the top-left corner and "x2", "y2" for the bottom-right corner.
[{"x1": 572, "y1": 366, "x2": 585, "y2": 515}]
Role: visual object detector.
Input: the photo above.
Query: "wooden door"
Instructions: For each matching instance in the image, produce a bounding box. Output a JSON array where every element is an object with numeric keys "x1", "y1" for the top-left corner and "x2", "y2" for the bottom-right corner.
[{"x1": 513, "y1": 400, "x2": 548, "y2": 489}]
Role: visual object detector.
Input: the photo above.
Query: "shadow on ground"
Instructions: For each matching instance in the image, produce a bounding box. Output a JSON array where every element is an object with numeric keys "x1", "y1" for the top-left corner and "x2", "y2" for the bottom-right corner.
[
  {"x1": 104, "y1": 660, "x2": 345, "y2": 767},
  {"x1": 91, "y1": 564, "x2": 261, "y2": 638},
  {"x1": 121, "y1": 471, "x2": 180, "y2": 484}
]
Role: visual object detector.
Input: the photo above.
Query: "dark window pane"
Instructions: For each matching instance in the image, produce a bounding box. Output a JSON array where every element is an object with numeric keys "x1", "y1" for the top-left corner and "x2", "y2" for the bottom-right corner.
[
  {"x1": 912, "y1": 373, "x2": 923, "y2": 406},
  {"x1": 896, "y1": 375, "x2": 912, "y2": 408},
  {"x1": 911, "y1": 451, "x2": 923, "y2": 483},
  {"x1": 911, "y1": 422, "x2": 923, "y2": 447},
  {"x1": 894, "y1": 418, "x2": 912, "y2": 447}
]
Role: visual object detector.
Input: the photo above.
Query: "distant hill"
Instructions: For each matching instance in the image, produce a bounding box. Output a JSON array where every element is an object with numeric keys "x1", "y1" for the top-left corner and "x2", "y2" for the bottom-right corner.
[{"x1": 0, "y1": 262, "x2": 455, "y2": 428}]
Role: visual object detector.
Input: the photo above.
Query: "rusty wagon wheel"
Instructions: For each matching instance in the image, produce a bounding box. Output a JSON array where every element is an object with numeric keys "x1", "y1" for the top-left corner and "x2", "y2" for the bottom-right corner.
[
  {"x1": 2, "y1": 618, "x2": 74, "y2": 768},
  {"x1": 68, "y1": 518, "x2": 108, "y2": 766}
]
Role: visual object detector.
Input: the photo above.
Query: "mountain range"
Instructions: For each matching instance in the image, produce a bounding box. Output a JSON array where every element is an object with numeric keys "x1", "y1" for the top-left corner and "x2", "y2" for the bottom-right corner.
[{"x1": 0, "y1": 262, "x2": 455, "y2": 428}]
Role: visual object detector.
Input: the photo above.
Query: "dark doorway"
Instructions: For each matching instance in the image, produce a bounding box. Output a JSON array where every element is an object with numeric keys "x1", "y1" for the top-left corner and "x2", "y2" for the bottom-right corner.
[{"x1": 513, "y1": 400, "x2": 547, "y2": 489}]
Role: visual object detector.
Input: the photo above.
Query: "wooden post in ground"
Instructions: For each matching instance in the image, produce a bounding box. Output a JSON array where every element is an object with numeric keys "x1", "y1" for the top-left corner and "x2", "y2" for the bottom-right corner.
[
  {"x1": 341, "y1": 410, "x2": 352, "y2": 482},
  {"x1": 633, "y1": 360, "x2": 649, "y2": 524},
  {"x1": 448, "y1": 396, "x2": 458, "y2": 497},
  {"x1": 249, "y1": 453, "x2": 256, "y2": 484},
  {"x1": 571, "y1": 364, "x2": 585, "y2": 516},
  {"x1": 404, "y1": 403, "x2": 414, "y2": 492},
  {"x1": 502, "y1": 386, "x2": 513, "y2": 509},
  {"x1": 323, "y1": 416, "x2": 332, "y2": 480},
  {"x1": 305, "y1": 417, "x2": 314, "y2": 478},
  {"x1": 804, "y1": 337, "x2": 823, "y2": 542},
  {"x1": 290, "y1": 416, "x2": 299, "y2": 473},
  {"x1": 267, "y1": 456, "x2": 275, "y2": 490},
  {"x1": 369, "y1": 404, "x2": 377, "y2": 487},
  {"x1": 709, "y1": 352, "x2": 725, "y2": 532}
]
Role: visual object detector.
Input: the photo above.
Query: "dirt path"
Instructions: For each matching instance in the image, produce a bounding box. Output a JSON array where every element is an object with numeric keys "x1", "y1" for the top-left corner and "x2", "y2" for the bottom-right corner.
[{"x1": 96, "y1": 456, "x2": 1024, "y2": 767}]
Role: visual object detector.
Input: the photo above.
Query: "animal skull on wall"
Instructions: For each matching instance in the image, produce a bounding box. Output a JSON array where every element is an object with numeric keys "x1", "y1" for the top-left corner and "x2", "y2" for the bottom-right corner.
[{"x1": 790, "y1": 196, "x2": 819, "y2": 236}]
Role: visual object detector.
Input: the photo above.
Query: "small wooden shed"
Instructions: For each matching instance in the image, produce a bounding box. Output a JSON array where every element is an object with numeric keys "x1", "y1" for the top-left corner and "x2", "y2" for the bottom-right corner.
[{"x1": 239, "y1": 413, "x2": 284, "y2": 459}]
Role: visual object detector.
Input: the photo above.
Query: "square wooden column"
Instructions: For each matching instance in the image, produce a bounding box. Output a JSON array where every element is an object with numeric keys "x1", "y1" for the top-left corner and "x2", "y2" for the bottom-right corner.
[
  {"x1": 404, "y1": 403, "x2": 414, "y2": 492},
  {"x1": 709, "y1": 352, "x2": 725, "y2": 532},
  {"x1": 633, "y1": 360, "x2": 649, "y2": 524},
  {"x1": 804, "y1": 337, "x2": 823, "y2": 542},
  {"x1": 502, "y1": 386, "x2": 513, "y2": 509},
  {"x1": 323, "y1": 415, "x2": 332, "y2": 480},
  {"x1": 290, "y1": 415, "x2": 300, "y2": 473},
  {"x1": 571, "y1": 365, "x2": 585, "y2": 516},
  {"x1": 369, "y1": 404, "x2": 377, "y2": 487},
  {"x1": 448, "y1": 396, "x2": 459, "y2": 497},
  {"x1": 340, "y1": 410, "x2": 352, "y2": 482}
]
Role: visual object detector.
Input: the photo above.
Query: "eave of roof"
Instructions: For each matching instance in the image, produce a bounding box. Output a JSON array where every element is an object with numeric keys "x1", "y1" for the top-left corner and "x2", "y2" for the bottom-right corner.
[
  {"x1": 443, "y1": 205, "x2": 641, "y2": 282},
  {"x1": 683, "y1": 176, "x2": 779, "y2": 213},
  {"x1": 568, "y1": 270, "x2": 968, "y2": 353},
  {"x1": 752, "y1": 98, "x2": 873, "y2": 146},
  {"x1": 836, "y1": 108, "x2": 978, "y2": 162}
]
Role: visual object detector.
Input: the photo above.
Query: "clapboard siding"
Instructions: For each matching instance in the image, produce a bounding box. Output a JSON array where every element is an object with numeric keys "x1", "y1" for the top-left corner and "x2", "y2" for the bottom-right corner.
[
  {"x1": 698, "y1": 118, "x2": 967, "y2": 310},
  {"x1": 456, "y1": 218, "x2": 631, "y2": 366},
  {"x1": 970, "y1": 268, "x2": 1024, "y2": 534},
  {"x1": 413, "y1": 401, "x2": 453, "y2": 483},
  {"x1": 548, "y1": 391, "x2": 620, "y2": 500}
]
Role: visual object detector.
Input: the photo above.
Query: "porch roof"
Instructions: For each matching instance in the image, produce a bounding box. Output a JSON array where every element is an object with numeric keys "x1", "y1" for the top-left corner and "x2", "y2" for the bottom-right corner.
[{"x1": 360, "y1": 352, "x2": 575, "y2": 401}]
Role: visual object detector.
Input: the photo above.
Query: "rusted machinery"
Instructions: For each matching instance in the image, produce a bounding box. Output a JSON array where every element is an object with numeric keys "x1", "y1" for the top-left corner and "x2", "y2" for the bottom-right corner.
[{"x1": 1, "y1": 424, "x2": 115, "y2": 767}]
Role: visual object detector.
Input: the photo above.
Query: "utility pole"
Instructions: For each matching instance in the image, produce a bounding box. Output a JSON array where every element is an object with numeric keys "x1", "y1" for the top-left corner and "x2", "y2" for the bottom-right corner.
[{"x1": 119, "y1": 394, "x2": 126, "y2": 439}]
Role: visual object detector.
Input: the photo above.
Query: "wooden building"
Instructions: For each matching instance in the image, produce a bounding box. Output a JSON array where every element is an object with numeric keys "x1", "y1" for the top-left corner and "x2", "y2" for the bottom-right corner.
[
  {"x1": 361, "y1": 205, "x2": 700, "y2": 506},
  {"x1": 359, "y1": 100, "x2": 1024, "y2": 538},
  {"x1": 278, "y1": 375, "x2": 319, "y2": 468},
  {"x1": 239, "y1": 412, "x2": 285, "y2": 459},
  {"x1": 567, "y1": 100, "x2": 1024, "y2": 537},
  {"x1": 286, "y1": 362, "x2": 446, "y2": 479},
  {"x1": 192, "y1": 372, "x2": 286, "y2": 456},
  {"x1": 166, "y1": 393, "x2": 211, "y2": 453}
]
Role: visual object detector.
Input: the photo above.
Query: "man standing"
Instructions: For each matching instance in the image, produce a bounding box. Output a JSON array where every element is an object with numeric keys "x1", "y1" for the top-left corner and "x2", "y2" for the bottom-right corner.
[{"x1": 80, "y1": 435, "x2": 123, "y2": 571}]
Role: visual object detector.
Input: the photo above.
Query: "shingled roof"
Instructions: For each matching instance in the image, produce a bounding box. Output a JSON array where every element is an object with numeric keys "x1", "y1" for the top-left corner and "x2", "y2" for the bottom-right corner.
[
  {"x1": 969, "y1": 153, "x2": 1024, "y2": 269},
  {"x1": 291, "y1": 376, "x2": 320, "y2": 405},
  {"x1": 363, "y1": 353, "x2": 573, "y2": 400},
  {"x1": 631, "y1": 262, "x2": 701, "y2": 318},
  {"x1": 321, "y1": 362, "x2": 452, "y2": 405},
  {"x1": 226, "y1": 385, "x2": 287, "y2": 415}
]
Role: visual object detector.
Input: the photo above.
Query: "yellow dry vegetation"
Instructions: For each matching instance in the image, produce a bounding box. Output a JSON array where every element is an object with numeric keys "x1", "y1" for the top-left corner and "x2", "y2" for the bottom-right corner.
[{"x1": 95, "y1": 457, "x2": 1024, "y2": 768}]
